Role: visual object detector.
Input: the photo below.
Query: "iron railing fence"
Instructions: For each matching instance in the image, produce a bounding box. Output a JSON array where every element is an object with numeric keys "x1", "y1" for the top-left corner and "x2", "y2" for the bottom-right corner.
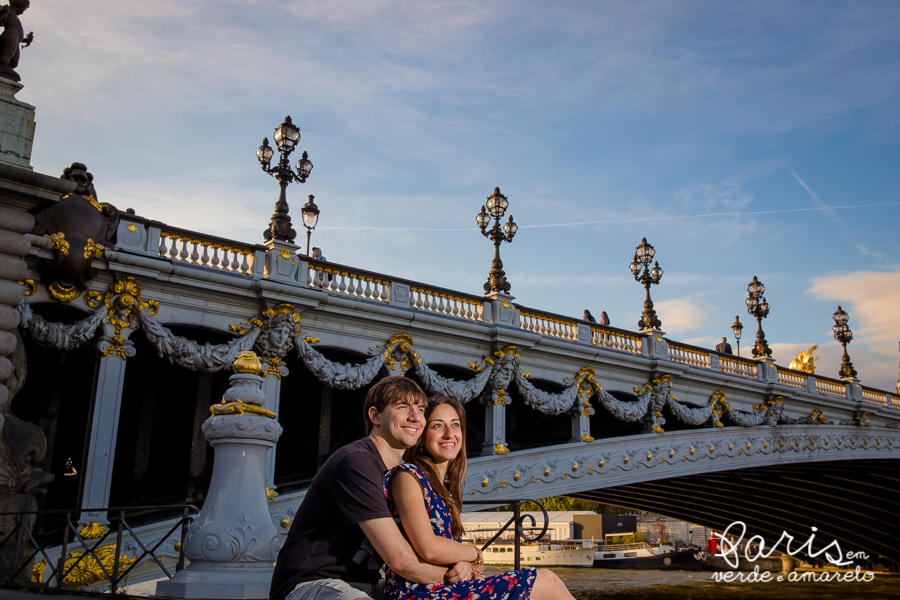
[
  {"x1": 0, "y1": 504, "x2": 198, "y2": 593},
  {"x1": 464, "y1": 499, "x2": 549, "y2": 570}
]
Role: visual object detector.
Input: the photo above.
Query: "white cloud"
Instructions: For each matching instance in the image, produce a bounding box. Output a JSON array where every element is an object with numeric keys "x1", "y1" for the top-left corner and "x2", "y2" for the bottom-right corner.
[
  {"x1": 654, "y1": 294, "x2": 715, "y2": 336},
  {"x1": 805, "y1": 269, "x2": 900, "y2": 391}
]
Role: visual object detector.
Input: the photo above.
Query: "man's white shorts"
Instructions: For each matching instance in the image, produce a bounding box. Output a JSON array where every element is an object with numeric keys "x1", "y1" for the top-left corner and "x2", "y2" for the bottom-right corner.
[{"x1": 286, "y1": 579, "x2": 376, "y2": 600}]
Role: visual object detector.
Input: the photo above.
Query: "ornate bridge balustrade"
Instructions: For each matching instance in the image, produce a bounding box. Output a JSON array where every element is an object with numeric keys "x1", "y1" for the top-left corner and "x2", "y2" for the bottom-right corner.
[{"x1": 11, "y1": 207, "x2": 900, "y2": 573}]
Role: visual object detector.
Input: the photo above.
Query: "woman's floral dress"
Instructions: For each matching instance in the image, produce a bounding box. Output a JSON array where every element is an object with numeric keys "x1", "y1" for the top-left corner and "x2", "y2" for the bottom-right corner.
[{"x1": 384, "y1": 463, "x2": 536, "y2": 600}]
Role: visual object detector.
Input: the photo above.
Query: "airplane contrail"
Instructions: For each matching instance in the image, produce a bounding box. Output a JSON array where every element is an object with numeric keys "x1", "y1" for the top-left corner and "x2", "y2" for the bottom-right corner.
[{"x1": 319, "y1": 201, "x2": 900, "y2": 231}]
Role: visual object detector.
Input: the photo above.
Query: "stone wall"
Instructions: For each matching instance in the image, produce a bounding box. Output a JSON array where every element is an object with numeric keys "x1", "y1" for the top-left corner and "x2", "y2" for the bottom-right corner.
[{"x1": 0, "y1": 163, "x2": 74, "y2": 579}]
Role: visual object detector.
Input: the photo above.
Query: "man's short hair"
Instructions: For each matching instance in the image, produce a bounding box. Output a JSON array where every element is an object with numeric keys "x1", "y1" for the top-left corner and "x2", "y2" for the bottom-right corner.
[{"x1": 363, "y1": 377, "x2": 427, "y2": 433}]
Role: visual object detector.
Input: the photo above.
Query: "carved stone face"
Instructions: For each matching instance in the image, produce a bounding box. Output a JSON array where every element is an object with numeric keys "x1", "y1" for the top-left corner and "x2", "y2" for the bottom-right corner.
[
  {"x1": 268, "y1": 324, "x2": 291, "y2": 350},
  {"x1": 257, "y1": 314, "x2": 297, "y2": 358},
  {"x1": 490, "y1": 355, "x2": 518, "y2": 390}
]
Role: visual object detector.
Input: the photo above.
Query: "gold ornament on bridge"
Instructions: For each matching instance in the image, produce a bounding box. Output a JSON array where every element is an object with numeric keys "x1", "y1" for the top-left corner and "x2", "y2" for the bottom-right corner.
[
  {"x1": 383, "y1": 333, "x2": 416, "y2": 372},
  {"x1": 263, "y1": 303, "x2": 301, "y2": 323},
  {"x1": 80, "y1": 521, "x2": 106, "y2": 539},
  {"x1": 18, "y1": 278, "x2": 36, "y2": 296},
  {"x1": 788, "y1": 345, "x2": 818, "y2": 373},
  {"x1": 85, "y1": 277, "x2": 159, "y2": 360},
  {"x1": 232, "y1": 350, "x2": 263, "y2": 375},
  {"x1": 808, "y1": 409, "x2": 827, "y2": 424},
  {"x1": 48, "y1": 281, "x2": 80, "y2": 302},
  {"x1": 210, "y1": 401, "x2": 276, "y2": 419},
  {"x1": 83, "y1": 238, "x2": 106, "y2": 260},
  {"x1": 33, "y1": 545, "x2": 138, "y2": 588},
  {"x1": 49, "y1": 232, "x2": 70, "y2": 256}
]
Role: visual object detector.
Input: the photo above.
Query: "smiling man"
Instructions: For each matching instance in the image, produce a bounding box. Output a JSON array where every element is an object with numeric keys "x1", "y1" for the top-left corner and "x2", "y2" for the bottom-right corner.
[{"x1": 270, "y1": 377, "x2": 471, "y2": 600}]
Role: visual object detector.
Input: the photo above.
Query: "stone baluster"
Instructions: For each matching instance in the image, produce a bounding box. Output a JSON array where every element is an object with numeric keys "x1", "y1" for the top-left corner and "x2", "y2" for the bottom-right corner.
[{"x1": 157, "y1": 351, "x2": 283, "y2": 598}]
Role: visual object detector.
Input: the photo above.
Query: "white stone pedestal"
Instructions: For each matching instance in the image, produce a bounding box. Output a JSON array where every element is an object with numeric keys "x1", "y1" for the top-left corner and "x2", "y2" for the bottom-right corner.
[
  {"x1": 157, "y1": 368, "x2": 283, "y2": 599},
  {"x1": 0, "y1": 79, "x2": 35, "y2": 169}
]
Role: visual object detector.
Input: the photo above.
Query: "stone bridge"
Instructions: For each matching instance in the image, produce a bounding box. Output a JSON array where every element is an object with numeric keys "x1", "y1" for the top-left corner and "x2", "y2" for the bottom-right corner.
[{"x1": 3, "y1": 167, "x2": 899, "y2": 574}]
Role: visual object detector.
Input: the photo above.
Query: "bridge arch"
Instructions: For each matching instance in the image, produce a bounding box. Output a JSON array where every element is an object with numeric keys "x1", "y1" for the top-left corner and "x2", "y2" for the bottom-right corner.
[{"x1": 464, "y1": 425, "x2": 900, "y2": 566}]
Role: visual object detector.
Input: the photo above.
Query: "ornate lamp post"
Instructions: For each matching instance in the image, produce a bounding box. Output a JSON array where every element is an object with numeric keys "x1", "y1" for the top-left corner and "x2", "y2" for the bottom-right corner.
[
  {"x1": 477, "y1": 187, "x2": 517, "y2": 294},
  {"x1": 731, "y1": 316, "x2": 744, "y2": 357},
  {"x1": 299, "y1": 195, "x2": 320, "y2": 256},
  {"x1": 257, "y1": 116, "x2": 313, "y2": 244},
  {"x1": 629, "y1": 238, "x2": 663, "y2": 331},
  {"x1": 832, "y1": 306, "x2": 857, "y2": 379},
  {"x1": 745, "y1": 275, "x2": 771, "y2": 358}
]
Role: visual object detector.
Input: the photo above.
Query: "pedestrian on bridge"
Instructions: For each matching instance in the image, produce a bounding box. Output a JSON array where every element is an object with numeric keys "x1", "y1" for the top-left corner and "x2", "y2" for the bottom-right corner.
[
  {"x1": 716, "y1": 337, "x2": 733, "y2": 355},
  {"x1": 600, "y1": 311, "x2": 610, "y2": 326},
  {"x1": 583, "y1": 309, "x2": 597, "y2": 323}
]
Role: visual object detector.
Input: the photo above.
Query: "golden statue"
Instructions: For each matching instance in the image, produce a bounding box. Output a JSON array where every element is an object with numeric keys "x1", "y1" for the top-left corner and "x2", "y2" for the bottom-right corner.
[{"x1": 789, "y1": 345, "x2": 818, "y2": 373}]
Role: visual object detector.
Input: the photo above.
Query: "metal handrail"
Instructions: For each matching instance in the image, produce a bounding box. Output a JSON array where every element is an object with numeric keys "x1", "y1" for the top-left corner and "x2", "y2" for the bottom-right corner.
[
  {"x1": 0, "y1": 504, "x2": 198, "y2": 593},
  {"x1": 463, "y1": 499, "x2": 549, "y2": 570}
]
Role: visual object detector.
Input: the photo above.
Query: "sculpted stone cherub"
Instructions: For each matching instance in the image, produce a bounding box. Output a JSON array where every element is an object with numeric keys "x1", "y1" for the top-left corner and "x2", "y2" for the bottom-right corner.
[{"x1": 0, "y1": 0, "x2": 33, "y2": 82}]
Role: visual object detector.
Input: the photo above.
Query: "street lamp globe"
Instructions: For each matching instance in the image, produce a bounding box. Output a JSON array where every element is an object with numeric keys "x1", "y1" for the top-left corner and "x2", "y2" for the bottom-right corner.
[
  {"x1": 629, "y1": 260, "x2": 641, "y2": 276},
  {"x1": 257, "y1": 138, "x2": 274, "y2": 167},
  {"x1": 833, "y1": 305, "x2": 850, "y2": 327},
  {"x1": 748, "y1": 276, "x2": 764, "y2": 298},
  {"x1": 301, "y1": 195, "x2": 320, "y2": 227},
  {"x1": 731, "y1": 316, "x2": 743, "y2": 340},
  {"x1": 296, "y1": 151, "x2": 313, "y2": 182},
  {"x1": 476, "y1": 206, "x2": 490, "y2": 230},
  {"x1": 273, "y1": 116, "x2": 301, "y2": 152},
  {"x1": 503, "y1": 215, "x2": 518, "y2": 239},
  {"x1": 650, "y1": 261, "x2": 663, "y2": 281},
  {"x1": 485, "y1": 187, "x2": 508, "y2": 218},
  {"x1": 635, "y1": 237, "x2": 655, "y2": 264}
]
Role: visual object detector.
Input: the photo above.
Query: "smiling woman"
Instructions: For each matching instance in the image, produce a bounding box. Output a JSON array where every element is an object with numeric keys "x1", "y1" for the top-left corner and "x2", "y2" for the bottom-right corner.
[{"x1": 386, "y1": 396, "x2": 576, "y2": 600}]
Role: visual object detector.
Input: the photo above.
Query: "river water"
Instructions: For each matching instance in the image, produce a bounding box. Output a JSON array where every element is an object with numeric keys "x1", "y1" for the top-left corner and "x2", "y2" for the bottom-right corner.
[{"x1": 483, "y1": 566, "x2": 900, "y2": 600}]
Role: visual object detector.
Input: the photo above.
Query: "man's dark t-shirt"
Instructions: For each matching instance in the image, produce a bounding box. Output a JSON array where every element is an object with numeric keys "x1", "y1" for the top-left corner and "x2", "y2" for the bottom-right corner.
[{"x1": 270, "y1": 437, "x2": 391, "y2": 600}]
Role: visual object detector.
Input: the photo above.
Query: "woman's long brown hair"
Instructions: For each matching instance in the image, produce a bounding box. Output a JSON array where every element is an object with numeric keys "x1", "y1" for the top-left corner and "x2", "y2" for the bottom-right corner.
[{"x1": 403, "y1": 396, "x2": 467, "y2": 539}]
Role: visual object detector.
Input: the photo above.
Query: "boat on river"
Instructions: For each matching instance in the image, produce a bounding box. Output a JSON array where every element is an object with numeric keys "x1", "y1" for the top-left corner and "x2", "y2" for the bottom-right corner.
[
  {"x1": 475, "y1": 540, "x2": 596, "y2": 567},
  {"x1": 592, "y1": 542, "x2": 704, "y2": 570}
]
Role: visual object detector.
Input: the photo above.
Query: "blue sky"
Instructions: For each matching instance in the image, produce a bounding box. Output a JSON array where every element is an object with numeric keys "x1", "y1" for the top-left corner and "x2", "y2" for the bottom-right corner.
[{"x1": 21, "y1": 1, "x2": 900, "y2": 390}]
